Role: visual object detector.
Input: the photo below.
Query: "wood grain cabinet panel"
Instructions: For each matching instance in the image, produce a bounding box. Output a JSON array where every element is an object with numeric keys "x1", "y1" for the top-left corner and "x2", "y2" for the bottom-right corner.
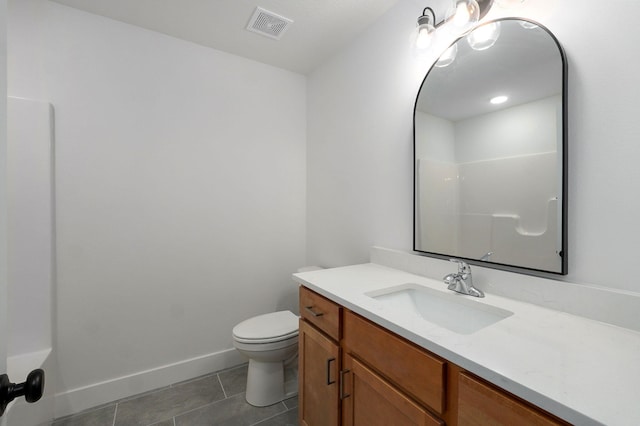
[
  {"x1": 342, "y1": 354, "x2": 443, "y2": 426},
  {"x1": 298, "y1": 285, "x2": 568, "y2": 426},
  {"x1": 457, "y1": 372, "x2": 567, "y2": 426},
  {"x1": 300, "y1": 286, "x2": 341, "y2": 341},
  {"x1": 299, "y1": 319, "x2": 340, "y2": 426},
  {"x1": 343, "y1": 310, "x2": 446, "y2": 415}
]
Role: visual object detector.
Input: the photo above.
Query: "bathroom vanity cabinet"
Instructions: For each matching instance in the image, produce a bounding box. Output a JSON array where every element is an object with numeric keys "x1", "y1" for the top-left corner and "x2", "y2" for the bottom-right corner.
[
  {"x1": 299, "y1": 286, "x2": 567, "y2": 426},
  {"x1": 299, "y1": 286, "x2": 342, "y2": 426}
]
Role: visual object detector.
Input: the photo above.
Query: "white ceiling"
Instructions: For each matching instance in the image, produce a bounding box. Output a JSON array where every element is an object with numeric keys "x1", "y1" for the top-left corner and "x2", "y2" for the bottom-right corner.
[{"x1": 50, "y1": 0, "x2": 400, "y2": 75}]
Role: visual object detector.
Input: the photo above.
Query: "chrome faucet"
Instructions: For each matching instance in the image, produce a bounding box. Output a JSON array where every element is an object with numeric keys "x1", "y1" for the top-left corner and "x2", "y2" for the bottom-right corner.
[{"x1": 443, "y1": 259, "x2": 484, "y2": 298}]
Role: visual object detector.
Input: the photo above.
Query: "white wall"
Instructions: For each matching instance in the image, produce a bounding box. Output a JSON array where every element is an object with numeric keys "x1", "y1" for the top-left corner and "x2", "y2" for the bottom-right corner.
[
  {"x1": 306, "y1": 2, "x2": 421, "y2": 267},
  {"x1": 454, "y1": 97, "x2": 560, "y2": 270},
  {"x1": 414, "y1": 111, "x2": 458, "y2": 254},
  {"x1": 415, "y1": 158, "x2": 459, "y2": 254},
  {"x1": 6, "y1": 97, "x2": 54, "y2": 358},
  {"x1": 7, "y1": 0, "x2": 640, "y2": 417},
  {"x1": 415, "y1": 111, "x2": 455, "y2": 162},
  {"x1": 454, "y1": 95, "x2": 560, "y2": 163},
  {"x1": 415, "y1": 97, "x2": 560, "y2": 267},
  {"x1": 307, "y1": 0, "x2": 640, "y2": 294},
  {"x1": 7, "y1": 0, "x2": 306, "y2": 412},
  {"x1": 0, "y1": 0, "x2": 9, "y2": 378}
]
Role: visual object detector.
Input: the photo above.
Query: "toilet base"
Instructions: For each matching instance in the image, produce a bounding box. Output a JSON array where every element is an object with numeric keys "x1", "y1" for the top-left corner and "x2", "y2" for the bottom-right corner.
[{"x1": 245, "y1": 359, "x2": 298, "y2": 407}]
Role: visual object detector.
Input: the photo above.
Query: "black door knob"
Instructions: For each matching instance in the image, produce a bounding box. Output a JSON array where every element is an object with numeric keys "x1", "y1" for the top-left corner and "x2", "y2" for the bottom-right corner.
[{"x1": 0, "y1": 369, "x2": 45, "y2": 416}]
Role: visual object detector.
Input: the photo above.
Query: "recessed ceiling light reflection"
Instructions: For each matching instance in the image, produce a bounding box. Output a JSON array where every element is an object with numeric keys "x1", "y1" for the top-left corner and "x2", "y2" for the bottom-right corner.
[{"x1": 490, "y1": 95, "x2": 508, "y2": 105}]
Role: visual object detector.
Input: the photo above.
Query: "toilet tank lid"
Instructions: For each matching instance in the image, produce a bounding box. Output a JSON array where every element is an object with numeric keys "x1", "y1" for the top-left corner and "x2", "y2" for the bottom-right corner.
[{"x1": 233, "y1": 310, "x2": 299, "y2": 341}]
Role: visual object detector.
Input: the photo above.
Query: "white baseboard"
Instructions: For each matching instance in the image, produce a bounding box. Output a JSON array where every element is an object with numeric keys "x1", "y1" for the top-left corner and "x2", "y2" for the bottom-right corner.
[{"x1": 53, "y1": 348, "x2": 247, "y2": 420}]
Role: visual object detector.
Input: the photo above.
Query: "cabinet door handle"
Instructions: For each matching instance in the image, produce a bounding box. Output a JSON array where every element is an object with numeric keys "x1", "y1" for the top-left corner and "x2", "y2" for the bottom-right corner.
[
  {"x1": 304, "y1": 306, "x2": 324, "y2": 317},
  {"x1": 326, "y1": 358, "x2": 336, "y2": 385},
  {"x1": 339, "y1": 369, "x2": 351, "y2": 400}
]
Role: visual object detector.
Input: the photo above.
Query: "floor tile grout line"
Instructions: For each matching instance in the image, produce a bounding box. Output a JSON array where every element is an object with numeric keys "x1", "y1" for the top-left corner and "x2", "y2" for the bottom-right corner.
[
  {"x1": 217, "y1": 373, "x2": 228, "y2": 399},
  {"x1": 172, "y1": 392, "x2": 241, "y2": 420},
  {"x1": 248, "y1": 403, "x2": 292, "y2": 426},
  {"x1": 170, "y1": 371, "x2": 218, "y2": 389},
  {"x1": 52, "y1": 402, "x2": 118, "y2": 424},
  {"x1": 112, "y1": 403, "x2": 118, "y2": 426},
  {"x1": 171, "y1": 393, "x2": 291, "y2": 425},
  {"x1": 107, "y1": 373, "x2": 224, "y2": 424},
  {"x1": 116, "y1": 385, "x2": 172, "y2": 405}
]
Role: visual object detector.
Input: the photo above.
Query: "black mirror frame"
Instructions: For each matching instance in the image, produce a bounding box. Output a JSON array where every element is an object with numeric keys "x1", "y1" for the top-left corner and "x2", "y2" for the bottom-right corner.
[{"x1": 412, "y1": 18, "x2": 568, "y2": 276}]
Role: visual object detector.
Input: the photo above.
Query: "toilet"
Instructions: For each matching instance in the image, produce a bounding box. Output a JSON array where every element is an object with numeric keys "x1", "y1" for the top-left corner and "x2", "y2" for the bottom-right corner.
[{"x1": 232, "y1": 310, "x2": 299, "y2": 406}]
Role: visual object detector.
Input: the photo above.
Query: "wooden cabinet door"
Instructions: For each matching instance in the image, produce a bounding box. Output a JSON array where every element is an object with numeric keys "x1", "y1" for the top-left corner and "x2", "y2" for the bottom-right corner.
[
  {"x1": 343, "y1": 310, "x2": 446, "y2": 415},
  {"x1": 341, "y1": 354, "x2": 444, "y2": 426},
  {"x1": 299, "y1": 319, "x2": 340, "y2": 426},
  {"x1": 457, "y1": 372, "x2": 566, "y2": 426}
]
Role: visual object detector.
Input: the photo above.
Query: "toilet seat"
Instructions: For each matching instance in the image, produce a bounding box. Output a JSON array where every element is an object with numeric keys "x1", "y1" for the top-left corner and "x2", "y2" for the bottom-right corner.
[
  {"x1": 233, "y1": 311, "x2": 299, "y2": 344},
  {"x1": 232, "y1": 310, "x2": 300, "y2": 407}
]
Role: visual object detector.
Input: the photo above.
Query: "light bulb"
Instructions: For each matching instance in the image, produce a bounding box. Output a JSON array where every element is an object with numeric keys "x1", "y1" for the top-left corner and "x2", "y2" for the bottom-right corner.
[
  {"x1": 467, "y1": 21, "x2": 501, "y2": 51},
  {"x1": 445, "y1": 0, "x2": 480, "y2": 35},
  {"x1": 415, "y1": 23, "x2": 435, "y2": 50},
  {"x1": 435, "y1": 43, "x2": 458, "y2": 68}
]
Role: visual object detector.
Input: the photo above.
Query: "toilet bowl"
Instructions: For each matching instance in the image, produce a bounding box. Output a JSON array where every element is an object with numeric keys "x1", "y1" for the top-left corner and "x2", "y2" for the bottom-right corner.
[{"x1": 232, "y1": 310, "x2": 299, "y2": 407}]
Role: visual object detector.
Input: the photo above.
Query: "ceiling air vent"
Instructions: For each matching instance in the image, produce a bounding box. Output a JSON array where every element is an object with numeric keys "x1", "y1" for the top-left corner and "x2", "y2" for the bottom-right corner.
[{"x1": 246, "y1": 7, "x2": 293, "y2": 40}]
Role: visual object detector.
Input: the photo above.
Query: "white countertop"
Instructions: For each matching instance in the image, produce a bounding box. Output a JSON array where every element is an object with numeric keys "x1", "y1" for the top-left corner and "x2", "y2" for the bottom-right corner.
[{"x1": 293, "y1": 263, "x2": 640, "y2": 426}]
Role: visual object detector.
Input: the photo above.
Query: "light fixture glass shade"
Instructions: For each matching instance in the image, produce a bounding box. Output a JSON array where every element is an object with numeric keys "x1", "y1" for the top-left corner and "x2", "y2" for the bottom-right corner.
[
  {"x1": 467, "y1": 21, "x2": 501, "y2": 51},
  {"x1": 435, "y1": 43, "x2": 458, "y2": 68},
  {"x1": 519, "y1": 21, "x2": 539, "y2": 30},
  {"x1": 414, "y1": 21, "x2": 436, "y2": 51},
  {"x1": 445, "y1": 0, "x2": 480, "y2": 35}
]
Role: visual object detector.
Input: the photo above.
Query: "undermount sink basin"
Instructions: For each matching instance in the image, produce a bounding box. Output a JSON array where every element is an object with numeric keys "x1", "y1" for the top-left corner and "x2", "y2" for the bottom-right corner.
[{"x1": 366, "y1": 283, "x2": 513, "y2": 335}]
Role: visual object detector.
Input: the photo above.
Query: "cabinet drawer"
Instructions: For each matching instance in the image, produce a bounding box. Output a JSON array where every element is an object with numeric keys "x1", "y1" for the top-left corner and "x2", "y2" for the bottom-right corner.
[
  {"x1": 300, "y1": 286, "x2": 341, "y2": 341},
  {"x1": 343, "y1": 310, "x2": 446, "y2": 415},
  {"x1": 458, "y1": 372, "x2": 567, "y2": 426},
  {"x1": 342, "y1": 354, "x2": 443, "y2": 426}
]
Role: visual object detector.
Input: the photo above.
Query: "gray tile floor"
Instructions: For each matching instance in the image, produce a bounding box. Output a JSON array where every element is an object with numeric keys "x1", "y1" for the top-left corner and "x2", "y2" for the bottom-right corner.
[{"x1": 50, "y1": 364, "x2": 298, "y2": 426}]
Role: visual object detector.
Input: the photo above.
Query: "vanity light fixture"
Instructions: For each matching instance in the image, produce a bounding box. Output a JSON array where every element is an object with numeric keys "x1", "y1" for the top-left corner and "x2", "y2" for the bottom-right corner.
[
  {"x1": 490, "y1": 95, "x2": 508, "y2": 104},
  {"x1": 445, "y1": 0, "x2": 481, "y2": 34},
  {"x1": 467, "y1": 21, "x2": 501, "y2": 50},
  {"x1": 413, "y1": 1, "x2": 492, "y2": 53},
  {"x1": 413, "y1": 0, "x2": 524, "y2": 58},
  {"x1": 413, "y1": 7, "x2": 437, "y2": 51},
  {"x1": 413, "y1": 0, "x2": 493, "y2": 53},
  {"x1": 435, "y1": 44, "x2": 458, "y2": 67}
]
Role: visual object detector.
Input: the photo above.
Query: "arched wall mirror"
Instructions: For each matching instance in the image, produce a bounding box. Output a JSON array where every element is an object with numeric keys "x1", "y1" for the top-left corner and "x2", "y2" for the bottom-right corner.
[{"x1": 413, "y1": 18, "x2": 567, "y2": 275}]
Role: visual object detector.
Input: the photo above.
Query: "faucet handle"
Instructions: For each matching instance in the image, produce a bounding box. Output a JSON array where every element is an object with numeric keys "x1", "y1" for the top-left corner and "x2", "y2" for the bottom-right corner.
[
  {"x1": 480, "y1": 252, "x2": 493, "y2": 262},
  {"x1": 443, "y1": 273, "x2": 458, "y2": 285},
  {"x1": 449, "y1": 258, "x2": 471, "y2": 274}
]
